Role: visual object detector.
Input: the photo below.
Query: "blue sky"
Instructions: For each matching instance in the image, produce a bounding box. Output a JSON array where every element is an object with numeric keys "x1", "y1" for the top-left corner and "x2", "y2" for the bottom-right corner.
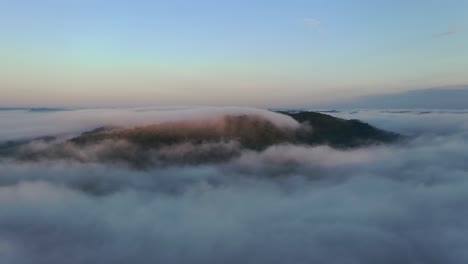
[{"x1": 1, "y1": 0, "x2": 467, "y2": 107}]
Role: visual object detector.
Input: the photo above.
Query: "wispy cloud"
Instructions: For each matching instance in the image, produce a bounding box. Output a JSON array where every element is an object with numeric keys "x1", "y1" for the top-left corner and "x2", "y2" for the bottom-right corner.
[
  {"x1": 303, "y1": 18, "x2": 321, "y2": 31},
  {"x1": 433, "y1": 27, "x2": 464, "y2": 38}
]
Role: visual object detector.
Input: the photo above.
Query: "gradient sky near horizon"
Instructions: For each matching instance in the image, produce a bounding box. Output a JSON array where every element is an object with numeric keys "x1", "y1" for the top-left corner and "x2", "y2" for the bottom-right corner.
[{"x1": 1, "y1": 0, "x2": 468, "y2": 108}]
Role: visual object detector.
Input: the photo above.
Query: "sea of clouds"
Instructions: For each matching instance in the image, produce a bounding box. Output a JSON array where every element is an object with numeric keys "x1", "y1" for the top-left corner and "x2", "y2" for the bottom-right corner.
[{"x1": 1, "y1": 107, "x2": 468, "y2": 264}]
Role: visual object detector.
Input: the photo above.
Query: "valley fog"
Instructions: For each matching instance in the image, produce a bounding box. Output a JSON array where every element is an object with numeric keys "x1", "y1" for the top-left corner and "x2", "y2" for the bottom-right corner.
[{"x1": 1, "y1": 107, "x2": 468, "y2": 264}]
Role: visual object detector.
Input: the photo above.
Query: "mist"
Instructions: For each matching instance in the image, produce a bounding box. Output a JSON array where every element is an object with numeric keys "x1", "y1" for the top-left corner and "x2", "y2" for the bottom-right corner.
[
  {"x1": 1, "y1": 107, "x2": 468, "y2": 263},
  {"x1": 0, "y1": 107, "x2": 298, "y2": 142},
  {"x1": 326, "y1": 109, "x2": 468, "y2": 136}
]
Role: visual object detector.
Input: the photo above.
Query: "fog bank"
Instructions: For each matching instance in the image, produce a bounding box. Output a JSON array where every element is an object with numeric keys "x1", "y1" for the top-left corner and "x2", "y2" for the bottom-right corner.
[{"x1": 1, "y1": 108, "x2": 467, "y2": 263}]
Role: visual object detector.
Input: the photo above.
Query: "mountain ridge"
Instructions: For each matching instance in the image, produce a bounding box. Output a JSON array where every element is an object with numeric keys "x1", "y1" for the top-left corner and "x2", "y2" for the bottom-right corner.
[{"x1": 1, "y1": 111, "x2": 403, "y2": 167}]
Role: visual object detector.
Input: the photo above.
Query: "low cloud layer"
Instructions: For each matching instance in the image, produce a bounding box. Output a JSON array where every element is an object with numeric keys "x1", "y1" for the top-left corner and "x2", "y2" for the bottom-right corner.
[
  {"x1": 1, "y1": 108, "x2": 468, "y2": 263},
  {"x1": 0, "y1": 107, "x2": 299, "y2": 142},
  {"x1": 327, "y1": 109, "x2": 468, "y2": 136}
]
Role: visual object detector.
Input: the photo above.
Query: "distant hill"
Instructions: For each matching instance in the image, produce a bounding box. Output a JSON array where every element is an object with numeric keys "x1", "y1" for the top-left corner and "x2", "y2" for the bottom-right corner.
[
  {"x1": 70, "y1": 111, "x2": 401, "y2": 149},
  {"x1": 69, "y1": 115, "x2": 293, "y2": 151},
  {"x1": 328, "y1": 87, "x2": 468, "y2": 109},
  {"x1": 2, "y1": 111, "x2": 402, "y2": 167},
  {"x1": 281, "y1": 111, "x2": 400, "y2": 148}
]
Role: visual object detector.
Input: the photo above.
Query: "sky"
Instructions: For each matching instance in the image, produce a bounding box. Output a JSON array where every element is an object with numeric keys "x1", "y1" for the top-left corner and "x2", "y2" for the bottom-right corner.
[{"x1": 1, "y1": 0, "x2": 468, "y2": 108}]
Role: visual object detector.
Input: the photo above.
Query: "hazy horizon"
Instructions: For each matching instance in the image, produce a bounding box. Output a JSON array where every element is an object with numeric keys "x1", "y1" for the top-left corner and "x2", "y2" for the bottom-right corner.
[{"x1": 2, "y1": 85, "x2": 468, "y2": 110}]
